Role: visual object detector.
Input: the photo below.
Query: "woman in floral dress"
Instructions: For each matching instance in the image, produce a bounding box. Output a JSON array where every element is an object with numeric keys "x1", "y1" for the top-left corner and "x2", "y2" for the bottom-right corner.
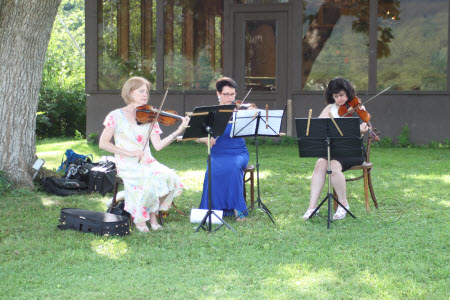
[{"x1": 99, "y1": 77, "x2": 190, "y2": 232}]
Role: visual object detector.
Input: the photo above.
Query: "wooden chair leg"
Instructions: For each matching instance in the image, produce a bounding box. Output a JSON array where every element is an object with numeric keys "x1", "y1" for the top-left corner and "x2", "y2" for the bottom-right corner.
[
  {"x1": 108, "y1": 180, "x2": 120, "y2": 213},
  {"x1": 243, "y1": 173, "x2": 248, "y2": 204},
  {"x1": 363, "y1": 168, "x2": 370, "y2": 213},
  {"x1": 368, "y1": 172, "x2": 378, "y2": 209},
  {"x1": 172, "y1": 202, "x2": 186, "y2": 216},
  {"x1": 333, "y1": 189, "x2": 338, "y2": 212},
  {"x1": 250, "y1": 171, "x2": 255, "y2": 206},
  {"x1": 158, "y1": 211, "x2": 164, "y2": 226}
]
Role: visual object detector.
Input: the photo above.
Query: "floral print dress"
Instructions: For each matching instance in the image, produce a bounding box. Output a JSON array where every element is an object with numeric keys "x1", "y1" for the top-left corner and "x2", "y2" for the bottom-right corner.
[{"x1": 103, "y1": 109, "x2": 184, "y2": 224}]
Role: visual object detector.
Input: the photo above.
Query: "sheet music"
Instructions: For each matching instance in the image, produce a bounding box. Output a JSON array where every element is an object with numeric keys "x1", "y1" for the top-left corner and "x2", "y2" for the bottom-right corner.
[{"x1": 231, "y1": 109, "x2": 284, "y2": 137}]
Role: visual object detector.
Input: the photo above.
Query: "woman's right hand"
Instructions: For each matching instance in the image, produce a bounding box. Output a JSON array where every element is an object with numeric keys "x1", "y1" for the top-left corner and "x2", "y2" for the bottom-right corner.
[
  {"x1": 197, "y1": 137, "x2": 216, "y2": 148},
  {"x1": 128, "y1": 150, "x2": 145, "y2": 159}
]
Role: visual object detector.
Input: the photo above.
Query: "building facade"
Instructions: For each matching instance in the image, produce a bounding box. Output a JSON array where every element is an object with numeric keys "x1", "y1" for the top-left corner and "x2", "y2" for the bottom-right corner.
[{"x1": 86, "y1": 0, "x2": 450, "y2": 144}]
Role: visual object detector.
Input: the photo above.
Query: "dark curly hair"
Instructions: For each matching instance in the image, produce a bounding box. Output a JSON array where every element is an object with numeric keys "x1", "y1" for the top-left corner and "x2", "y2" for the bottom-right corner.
[
  {"x1": 216, "y1": 77, "x2": 237, "y2": 93},
  {"x1": 325, "y1": 77, "x2": 355, "y2": 104}
]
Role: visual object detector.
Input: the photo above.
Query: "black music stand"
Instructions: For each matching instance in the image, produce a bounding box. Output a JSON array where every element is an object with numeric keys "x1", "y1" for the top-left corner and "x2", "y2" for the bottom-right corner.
[
  {"x1": 182, "y1": 105, "x2": 236, "y2": 233},
  {"x1": 296, "y1": 117, "x2": 362, "y2": 229},
  {"x1": 231, "y1": 108, "x2": 285, "y2": 225}
]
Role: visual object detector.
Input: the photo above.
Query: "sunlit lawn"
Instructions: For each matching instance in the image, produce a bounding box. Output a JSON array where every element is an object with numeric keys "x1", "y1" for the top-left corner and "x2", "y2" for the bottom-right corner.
[{"x1": 0, "y1": 138, "x2": 448, "y2": 299}]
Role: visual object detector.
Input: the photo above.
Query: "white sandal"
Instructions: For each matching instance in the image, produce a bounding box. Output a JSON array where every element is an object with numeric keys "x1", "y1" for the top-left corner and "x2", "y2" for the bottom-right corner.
[
  {"x1": 150, "y1": 223, "x2": 162, "y2": 231},
  {"x1": 303, "y1": 208, "x2": 319, "y2": 220},
  {"x1": 333, "y1": 205, "x2": 350, "y2": 220},
  {"x1": 135, "y1": 223, "x2": 150, "y2": 233}
]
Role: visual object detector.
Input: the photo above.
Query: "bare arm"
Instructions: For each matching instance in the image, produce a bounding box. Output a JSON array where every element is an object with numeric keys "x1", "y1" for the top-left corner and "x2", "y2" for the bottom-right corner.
[
  {"x1": 318, "y1": 105, "x2": 332, "y2": 118},
  {"x1": 99, "y1": 126, "x2": 144, "y2": 159},
  {"x1": 150, "y1": 116, "x2": 190, "y2": 151}
]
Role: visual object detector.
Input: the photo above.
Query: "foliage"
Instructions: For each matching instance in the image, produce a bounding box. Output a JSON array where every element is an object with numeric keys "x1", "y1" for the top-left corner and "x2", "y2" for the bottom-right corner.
[
  {"x1": 1, "y1": 139, "x2": 448, "y2": 298},
  {"x1": 428, "y1": 139, "x2": 450, "y2": 149},
  {"x1": 37, "y1": 0, "x2": 85, "y2": 138},
  {"x1": 397, "y1": 123, "x2": 411, "y2": 147},
  {"x1": 37, "y1": 87, "x2": 86, "y2": 138},
  {"x1": 87, "y1": 132, "x2": 98, "y2": 145},
  {"x1": 0, "y1": 171, "x2": 13, "y2": 193},
  {"x1": 373, "y1": 136, "x2": 394, "y2": 148}
]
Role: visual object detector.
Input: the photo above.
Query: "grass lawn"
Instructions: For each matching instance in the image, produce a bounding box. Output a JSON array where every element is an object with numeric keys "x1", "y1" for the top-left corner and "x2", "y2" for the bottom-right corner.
[{"x1": 0, "y1": 138, "x2": 449, "y2": 299}]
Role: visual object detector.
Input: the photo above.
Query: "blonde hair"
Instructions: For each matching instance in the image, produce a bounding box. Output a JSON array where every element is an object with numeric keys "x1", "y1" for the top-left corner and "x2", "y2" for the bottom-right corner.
[{"x1": 121, "y1": 77, "x2": 151, "y2": 105}]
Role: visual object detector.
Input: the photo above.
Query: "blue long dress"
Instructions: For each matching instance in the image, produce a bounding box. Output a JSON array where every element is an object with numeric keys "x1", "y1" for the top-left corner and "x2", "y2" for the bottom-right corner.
[{"x1": 199, "y1": 123, "x2": 249, "y2": 217}]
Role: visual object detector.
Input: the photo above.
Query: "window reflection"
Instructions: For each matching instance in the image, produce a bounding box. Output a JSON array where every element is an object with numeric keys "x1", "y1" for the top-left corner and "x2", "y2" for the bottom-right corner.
[
  {"x1": 98, "y1": 0, "x2": 156, "y2": 90},
  {"x1": 302, "y1": 0, "x2": 369, "y2": 91},
  {"x1": 377, "y1": 0, "x2": 448, "y2": 90},
  {"x1": 164, "y1": 0, "x2": 223, "y2": 90}
]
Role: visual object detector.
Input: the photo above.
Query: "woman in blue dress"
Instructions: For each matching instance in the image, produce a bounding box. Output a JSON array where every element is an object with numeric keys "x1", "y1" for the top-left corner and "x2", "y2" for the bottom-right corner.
[{"x1": 197, "y1": 77, "x2": 250, "y2": 220}]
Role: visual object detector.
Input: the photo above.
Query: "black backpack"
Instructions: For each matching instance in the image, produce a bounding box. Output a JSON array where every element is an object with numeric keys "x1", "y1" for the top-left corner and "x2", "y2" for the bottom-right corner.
[
  {"x1": 41, "y1": 177, "x2": 88, "y2": 196},
  {"x1": 88, "y1": 158, "x2": 116, "y2": 196}
]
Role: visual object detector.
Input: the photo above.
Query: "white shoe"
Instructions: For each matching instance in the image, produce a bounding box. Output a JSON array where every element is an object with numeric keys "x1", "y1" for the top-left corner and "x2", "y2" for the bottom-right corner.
[
  {"x1": 333, "y1": 205, "x2": 350, "y2": 220},
  {"x1": 303, "y1": 208, "x2": 319, "y2": 220}
]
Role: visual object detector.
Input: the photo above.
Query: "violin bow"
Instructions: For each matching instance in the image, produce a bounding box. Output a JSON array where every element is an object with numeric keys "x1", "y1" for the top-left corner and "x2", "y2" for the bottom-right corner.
[
  {"x1": 139, "y1": 88, "x2": 169, "y2": 162},
  {"x1": 234, "y1": 88, "x2": 252, "y2": 105},
  {"x1": 341, "y1": 85, "x2": 392, "y2": 118},
  {"x1": 240, "y1": 88, "x2": 252, "y2": 105},
  {"x1": 151, "y1": 88, "x2": 169, "y2": 130}
]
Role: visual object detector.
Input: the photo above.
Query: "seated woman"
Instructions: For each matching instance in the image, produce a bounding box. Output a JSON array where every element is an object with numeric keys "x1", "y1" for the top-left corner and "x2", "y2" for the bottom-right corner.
[
  {"x1": 197, "y1": 77, "x2": 251, "y2": 221},
  {"x1": 99, "y1": 76, "x2": 190, "y2": 232},
  {"x1": 303, "y1": 77, "x2": 369, "y2": 220}
]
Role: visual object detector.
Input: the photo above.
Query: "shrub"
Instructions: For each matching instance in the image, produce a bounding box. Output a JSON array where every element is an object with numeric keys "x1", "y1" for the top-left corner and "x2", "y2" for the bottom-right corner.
[
  {"x1": 87, "y1": 132, "x2": 98, "y2": 144},
  {"x1": 36, "y1": 86, "x2": 86, "y2": 138},
  {"x1": 397, "y1": 124, "x2": 412, "y2": 147},
  {"x1": 375, "y1": 136, "x2": 394, "y2": 148}
]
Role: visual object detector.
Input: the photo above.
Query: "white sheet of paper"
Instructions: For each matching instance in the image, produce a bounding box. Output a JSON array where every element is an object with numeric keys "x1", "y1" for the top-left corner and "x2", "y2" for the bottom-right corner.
[{"x1": 231, "y1": 109, "x2": 284, "y2": 137}]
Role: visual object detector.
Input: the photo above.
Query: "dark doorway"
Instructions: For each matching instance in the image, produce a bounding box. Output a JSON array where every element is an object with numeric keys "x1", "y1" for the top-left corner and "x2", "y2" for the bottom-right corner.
[{"x1": 233, "y1": 12, "x2": 287, "y2": 109}]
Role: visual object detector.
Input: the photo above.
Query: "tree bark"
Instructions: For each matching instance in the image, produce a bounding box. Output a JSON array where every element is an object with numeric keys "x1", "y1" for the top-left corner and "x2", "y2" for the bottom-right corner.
[{"x1": 0, "y1": 0, "x2": 61, "y2": 187}]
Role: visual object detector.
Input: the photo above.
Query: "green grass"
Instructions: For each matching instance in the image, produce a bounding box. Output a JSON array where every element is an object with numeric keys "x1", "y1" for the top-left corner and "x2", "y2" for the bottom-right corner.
[{"x1": 1, "y1": 138, "x2": 449, "y2": 299}]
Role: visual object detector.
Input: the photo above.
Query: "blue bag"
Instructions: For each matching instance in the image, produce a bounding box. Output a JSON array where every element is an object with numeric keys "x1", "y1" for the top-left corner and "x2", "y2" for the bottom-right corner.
[{"x1": 57, "y1": 149, "x2": 93, "y2": 173}]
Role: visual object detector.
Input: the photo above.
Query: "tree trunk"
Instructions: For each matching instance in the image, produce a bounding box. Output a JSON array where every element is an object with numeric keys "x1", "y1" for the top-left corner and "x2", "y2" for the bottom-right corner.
[{"x1": 0, "y1": 0, "x2": 61, "y2": 187}]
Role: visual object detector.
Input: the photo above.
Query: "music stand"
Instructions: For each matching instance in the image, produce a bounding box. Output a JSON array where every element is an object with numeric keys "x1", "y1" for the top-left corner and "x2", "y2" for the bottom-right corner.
[
  {"x1": 231, "y1": 108, "x2": 285, "y2": 225},
  {"x1": 296, "y1": 117, "x2": 362, "y2": 229},
  {"x1": 182, "y1": 105, "x2": 236, "y2": 233}
]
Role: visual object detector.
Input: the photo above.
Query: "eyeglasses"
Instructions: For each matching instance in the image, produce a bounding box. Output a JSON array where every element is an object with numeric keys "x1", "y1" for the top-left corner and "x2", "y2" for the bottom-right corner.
[
  {"x1": 221, "y1": 93, "x2": 236, "y2": 97},
  {"x1": 332, "y1": 92, "x2": 347, "y2": 99}
]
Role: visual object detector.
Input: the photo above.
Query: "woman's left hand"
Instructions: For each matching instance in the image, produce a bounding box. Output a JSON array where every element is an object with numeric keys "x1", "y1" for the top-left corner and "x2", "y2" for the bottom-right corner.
[
  {"x1": 176, "y1": 116, "x2": 190, "y2": 135},
  {"x1": 360, "y1": 122, "x2": 369, "y2": 134}
]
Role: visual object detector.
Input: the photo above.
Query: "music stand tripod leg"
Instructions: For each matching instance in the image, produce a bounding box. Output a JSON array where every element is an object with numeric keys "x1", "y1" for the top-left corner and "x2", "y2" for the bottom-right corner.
[
  {"x1": 195, "y1": 130, "x2": 236, "y2": 233},
  {"x1": 236, "y1": 134, "x2": 275, "y2": 225}
]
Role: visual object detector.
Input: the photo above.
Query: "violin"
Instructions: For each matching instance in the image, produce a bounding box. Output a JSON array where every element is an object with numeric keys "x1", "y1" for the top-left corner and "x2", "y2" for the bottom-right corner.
[
  {"x1": 135, "y1": 105, "x2": 182, "y2": 126},
  {"x1": 234, "y1": 100, "x2": 257, "y2": 110},
  {"x1": 338, "y1": 96, "x2": 380, "y2": 141},
  {"x1": 338, "y1": 96, "x2": 370, "y2": 123}
]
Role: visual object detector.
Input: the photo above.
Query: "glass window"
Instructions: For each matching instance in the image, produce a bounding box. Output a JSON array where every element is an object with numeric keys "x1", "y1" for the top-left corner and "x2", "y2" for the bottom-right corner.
[
  {"x1": 97, "y1": 0, "x2": 156, "y2": 90},
  {"x1": 164, "y1": 0, "x2": 223, "y2": 90},
  {"x1": 302, "y1": 0, "x2": 369, "y2": 91},
  {"x1": 245, "y1": 20, "x2": 277, "y2": 92},
  {"x1": 377, "y1": 0, "x2": 448, "y2": 91}
]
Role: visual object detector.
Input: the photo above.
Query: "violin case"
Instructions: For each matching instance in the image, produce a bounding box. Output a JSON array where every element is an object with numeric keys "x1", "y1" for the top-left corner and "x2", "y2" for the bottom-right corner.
[{"x1": 58, "y1": 208, "x2": 130, "y2": 236}]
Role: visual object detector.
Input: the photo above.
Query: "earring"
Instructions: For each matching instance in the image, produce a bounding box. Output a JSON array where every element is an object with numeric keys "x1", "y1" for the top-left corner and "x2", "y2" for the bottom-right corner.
[{"x1": 218, "y1": 96, "x2": 221, "y2": 102}]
